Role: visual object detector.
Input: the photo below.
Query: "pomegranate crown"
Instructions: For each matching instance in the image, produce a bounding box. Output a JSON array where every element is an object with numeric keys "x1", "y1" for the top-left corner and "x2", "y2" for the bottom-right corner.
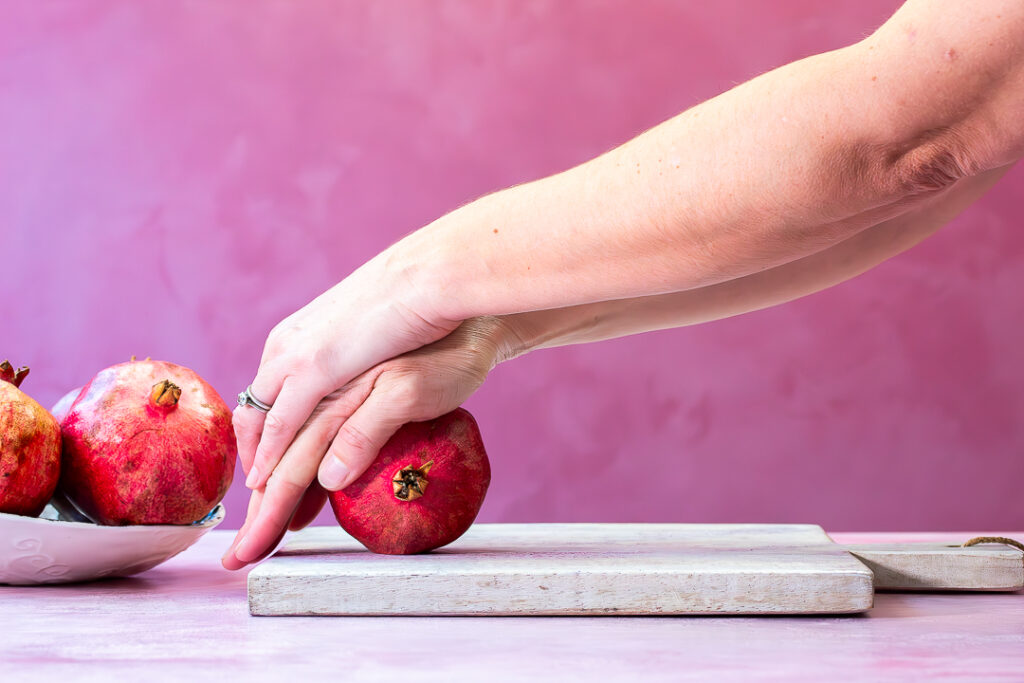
[{"x1": 0, "y1": 360, "x2": 29, "y2": 388}]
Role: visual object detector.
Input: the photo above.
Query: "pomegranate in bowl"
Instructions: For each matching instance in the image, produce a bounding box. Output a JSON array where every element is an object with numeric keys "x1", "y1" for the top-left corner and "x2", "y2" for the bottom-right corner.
[
  {"x1": 59, "y1": 359, "x2": 236, "y2": 525},
  {"x1": 0, "y1": 361, "x2": 61, "y2": 517}
]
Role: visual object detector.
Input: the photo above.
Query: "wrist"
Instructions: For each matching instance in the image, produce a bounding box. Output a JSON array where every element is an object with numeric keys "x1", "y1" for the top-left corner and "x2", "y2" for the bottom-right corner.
[
  {"x1": 485, "y1": 315, "x2": 532, "y2": 365},
  {"x1": 381, "y1": 205, "x2": 486, "y2": 326},
  {"x1": 378, "y1": 226, "x2": 459, "y2": 328}
]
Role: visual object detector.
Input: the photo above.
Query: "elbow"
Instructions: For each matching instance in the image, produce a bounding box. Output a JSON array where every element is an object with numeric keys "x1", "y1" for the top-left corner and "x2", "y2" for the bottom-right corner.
[{"x1": 882, "y1": 128, "x2": 985, "y2": 198}]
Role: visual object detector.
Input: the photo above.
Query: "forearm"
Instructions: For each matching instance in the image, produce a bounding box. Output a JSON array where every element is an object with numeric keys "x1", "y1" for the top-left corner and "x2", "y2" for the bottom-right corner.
[
  {"x1": 397, "y1": 1, "x2": 1022, "y2": 322},
  {"x1": 493, "y1": 163, "x2": 1012, "y2": 358}
]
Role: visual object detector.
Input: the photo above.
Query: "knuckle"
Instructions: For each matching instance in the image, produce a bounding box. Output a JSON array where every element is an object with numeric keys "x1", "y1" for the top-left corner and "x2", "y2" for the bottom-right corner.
[
  {"x1": 384, "y1": 373, "x2": 423, "y2": 410},
  {"x1": 264, "y1": 469, "x2": 306, "y2": 496},
  {"x1": 336, "y1": 421, "x2": 374, "y2": 455},
  {"x1": 265, "y1": 328, "x2": 286, "y2": 353},
  {"x1": 280, "y1": 350, "x2": 313, "y2": 376},
  {"x1": 266, "y1": 321, "x2": 302, "y2": 356},
  {"x1": 311, "y1": 346, "x2": 336, "y2": 375},
  {"x1": 261, "y1": 411, "x2": 288, "y2": 438}
]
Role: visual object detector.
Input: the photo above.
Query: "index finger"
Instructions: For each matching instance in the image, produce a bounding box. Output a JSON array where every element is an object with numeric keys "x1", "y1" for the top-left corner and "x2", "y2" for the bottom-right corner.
[
  {"x1": 221, "y1": 487, "x2": 264, "y2": 570},
  {"x1": 230, "y1": 405, "x2": 340, "y2": 564},
  {"x1": 231, "y1": 474, "x2": 309, "y2": 564},
  {"x1": 233, "y1": 359, "x2": 291, "y2": 483},
  {"x1": 246, "y1": 376, "x2": 333, "y2": 489}
]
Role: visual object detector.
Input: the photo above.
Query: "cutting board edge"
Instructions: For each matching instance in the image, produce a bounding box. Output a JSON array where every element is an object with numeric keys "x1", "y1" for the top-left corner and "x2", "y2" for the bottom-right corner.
[
  {"x1": 250, "y1": 523, "x2": 875, "y2": 617},
  {"x1": 247, "y1": 566, "x2": 874, "y2": 617},
  {"x1": 276, "y1": 522, "x2": 837, "y2": 554},
  {"x1": 845, "y1": 545, "x2": 1024, "y2": 591}
]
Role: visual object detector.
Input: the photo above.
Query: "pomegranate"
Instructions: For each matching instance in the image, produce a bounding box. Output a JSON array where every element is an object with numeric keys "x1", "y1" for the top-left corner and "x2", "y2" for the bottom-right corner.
[
  {"x1": 59, "y1": 359, "x2": 236, "y2": 525},
  {"x1": 0, "y1": 361, "x2": 61, "y2": 517},
  {"x1": 328, "y1": 408, "x2": 490, "y2": 554},
  {"x1": 50, "y1": 385, "x2": 83, "y2": 423}
]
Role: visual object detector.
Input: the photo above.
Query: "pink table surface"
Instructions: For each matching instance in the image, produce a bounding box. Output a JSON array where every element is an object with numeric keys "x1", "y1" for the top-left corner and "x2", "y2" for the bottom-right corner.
[{"x1": 4, "y1": 530, "x2": 1023, "y2": 682}]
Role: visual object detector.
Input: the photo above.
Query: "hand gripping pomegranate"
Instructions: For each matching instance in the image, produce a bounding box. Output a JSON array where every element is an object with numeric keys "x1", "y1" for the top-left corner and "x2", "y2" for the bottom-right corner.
[
  {"x1": 328, "y1": 408, "x2": 490, "y2": 554},
  {"x1": 0, "y1": 361, "x2": 61, "y2": 517},
  {"x1": 59, "y1": 359, "x2": 236, "y2": 525}
]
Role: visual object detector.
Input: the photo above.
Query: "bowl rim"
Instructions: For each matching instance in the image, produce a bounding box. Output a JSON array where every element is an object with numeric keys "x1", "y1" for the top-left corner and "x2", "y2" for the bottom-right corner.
[{"x1": 0, "y1": 503, "x2": 226, "y2": 531}]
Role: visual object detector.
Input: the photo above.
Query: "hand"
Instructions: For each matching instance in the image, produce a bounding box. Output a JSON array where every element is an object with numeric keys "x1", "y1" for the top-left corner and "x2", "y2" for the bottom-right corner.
[
  {"x1": 235, "y1": 249, "x2": 458, "y2": 495},
  {"x1": 222, "y1": 316, "x2": 517, "y2": 569}
]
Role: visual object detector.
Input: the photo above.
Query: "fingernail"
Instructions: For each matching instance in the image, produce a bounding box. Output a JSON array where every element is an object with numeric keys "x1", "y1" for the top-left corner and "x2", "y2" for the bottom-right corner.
[
  {"x1": 320, "y1": 456, "x2": 350, "y2": 490},
  {"x1": 233, "y1": 535, "x2": 256, "y2": 563},
  {"x1": 245, "y1": 466, "x2": 260, "y2": 489},
  {"x1": 221, "y1": 544, "x2": 241, "y2": 568}
]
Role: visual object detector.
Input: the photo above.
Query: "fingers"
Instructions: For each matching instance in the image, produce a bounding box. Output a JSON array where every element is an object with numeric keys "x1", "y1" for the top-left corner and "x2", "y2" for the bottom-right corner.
[
  {"x1": 226, "y1": 315, "x2": 504, "y2": 567},
  {"x1": 289, "y1": 484, "x2": 328, "y2": 532},
  {"x1": 231, "y1": 474, "x2": 309, "y2": 565},
  {"x1": 246, "y1": 375, "x2": 333, "y2": 490},
  {"x1": 318, "y1": 386, "x2": 407, "y2": 491},
  {"x1": 233, "y1": 362, "x2": 288, "y2": 484},
  {"x1": 226, "y1": 484, "x2": 325, "y2": 568},
  {"x1": 245, "y1": 527, "x2": 290, "y2": 566},
  {"x1": 230, "y1": 405, "x2": 343, "y2": 565},
  {"x1": 221, "y1": 488, "x2": 264, "y2": 570},
  {"x1": 224, "y1": 378, "x2": 379, "y2": 568},
  {"x1": 233, "y1": 405, "x2": 264, "y2": 477}
]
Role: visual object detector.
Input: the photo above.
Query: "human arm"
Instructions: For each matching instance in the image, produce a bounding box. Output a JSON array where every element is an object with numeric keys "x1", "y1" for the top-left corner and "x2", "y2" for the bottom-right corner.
[
  {"x1": 400, "y1": 1, "x2": 1024, "y2": 324},
  {"x1": 496, "y1": 163, "x2": 1013, "y2": 353},
  {"x1": 223, "y1": 160, "x2": 1011, "y2": 568},
  {"x1": 232, "y1": 0, "x2": 1024, "y2": 562}
]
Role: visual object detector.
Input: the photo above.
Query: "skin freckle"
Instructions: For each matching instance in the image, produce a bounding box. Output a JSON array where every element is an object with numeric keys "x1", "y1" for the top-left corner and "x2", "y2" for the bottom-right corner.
[
  {"x1": 492, "y1": 229, "x2": 498, "y2": 234},
  {"x1": 871, "y1": 76, "x2": 877, "y2": 81}
]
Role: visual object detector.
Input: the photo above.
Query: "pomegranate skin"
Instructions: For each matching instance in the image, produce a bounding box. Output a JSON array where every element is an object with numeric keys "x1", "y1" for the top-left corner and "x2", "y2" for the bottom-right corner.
[
  {"x1": 59, "y1": 360, "x2": 236, "y2": 525},
  {"x1": 50, "y1": 385, "x2": 84, "y2": 423},
  {"x1": 328, "y1": 408, "x2": 490, "y2": 554},
  {"x1": 0, "y1": 364, "x2": 61, "y2": 517}
]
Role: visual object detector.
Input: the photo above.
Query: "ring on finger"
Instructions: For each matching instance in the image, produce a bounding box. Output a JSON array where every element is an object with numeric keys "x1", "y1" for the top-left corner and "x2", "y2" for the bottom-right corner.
[{"x1": 237, "y1": 384, "x2": 274, "y2": 413}]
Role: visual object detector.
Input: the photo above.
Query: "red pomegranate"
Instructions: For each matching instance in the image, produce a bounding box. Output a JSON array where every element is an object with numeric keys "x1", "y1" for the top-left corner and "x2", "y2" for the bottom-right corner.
[
  {"x1": 50, "y1": 385, "x2": 84, "y2": 423},
  {"x1": 328, "y1": 408, "x2": 490, "y2": 554},
  {"x1": 59, "y1": 359, "x2": 236, "y2": 525},
  {"x1": 0, "y1": 361, "x2": 61, "y2": 517}
]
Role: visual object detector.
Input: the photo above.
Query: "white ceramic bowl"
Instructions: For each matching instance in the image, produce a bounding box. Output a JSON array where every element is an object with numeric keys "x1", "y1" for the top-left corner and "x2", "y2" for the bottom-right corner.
[{"x1": 0, "y1": 503, "x2": 225, "y2": 585}]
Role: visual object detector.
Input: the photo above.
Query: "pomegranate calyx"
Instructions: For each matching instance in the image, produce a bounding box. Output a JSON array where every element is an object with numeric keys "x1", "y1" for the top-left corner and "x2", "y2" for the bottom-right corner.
[
  {"x1": 150, "y1": 379, "x2": 182, "y2": 408},
  {"x1": 0, "y1": 360, "x2": 29, "y2": 388},
  {"x1": 392, "y1": 460, "x2": 434, "y2": 501}
]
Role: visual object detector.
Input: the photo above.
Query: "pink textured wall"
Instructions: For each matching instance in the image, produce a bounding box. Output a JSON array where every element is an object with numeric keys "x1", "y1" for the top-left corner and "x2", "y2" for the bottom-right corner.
[{"x1": 3, "y1": 1, "x2": 1021, "y2": 531}]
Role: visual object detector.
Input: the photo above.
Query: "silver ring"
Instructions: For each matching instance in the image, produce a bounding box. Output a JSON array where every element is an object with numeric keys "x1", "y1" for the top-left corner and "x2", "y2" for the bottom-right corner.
[{"x1": 237, "y1": 385, "x2": 273, "y2": 413}]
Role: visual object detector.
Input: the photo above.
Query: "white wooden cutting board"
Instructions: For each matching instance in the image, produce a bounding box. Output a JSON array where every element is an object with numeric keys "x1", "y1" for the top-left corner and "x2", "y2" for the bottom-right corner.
[{"x1": 248, "y1": 523, "x2": 876, "y2": 616}]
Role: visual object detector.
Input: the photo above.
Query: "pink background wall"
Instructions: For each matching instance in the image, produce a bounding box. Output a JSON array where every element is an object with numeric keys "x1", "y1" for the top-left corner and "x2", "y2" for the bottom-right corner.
[{"x1": 3, "y1": 1, "x2": 1021, "y2": 531}]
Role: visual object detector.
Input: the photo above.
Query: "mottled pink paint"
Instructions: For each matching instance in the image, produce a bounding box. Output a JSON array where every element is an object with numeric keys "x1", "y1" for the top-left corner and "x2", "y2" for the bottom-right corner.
[
  {"x1": 2, "y1": 2, "x2": 1022, "y2": 531},
  {"x1": 2, "y1": 531, "x2": 1022, "y2": 680}
]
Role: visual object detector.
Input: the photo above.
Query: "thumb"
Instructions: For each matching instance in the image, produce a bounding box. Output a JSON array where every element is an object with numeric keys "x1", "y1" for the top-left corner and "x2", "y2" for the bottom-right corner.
[{"x1": 317, "y1": 383, "x2": 409, "y2": 491}]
